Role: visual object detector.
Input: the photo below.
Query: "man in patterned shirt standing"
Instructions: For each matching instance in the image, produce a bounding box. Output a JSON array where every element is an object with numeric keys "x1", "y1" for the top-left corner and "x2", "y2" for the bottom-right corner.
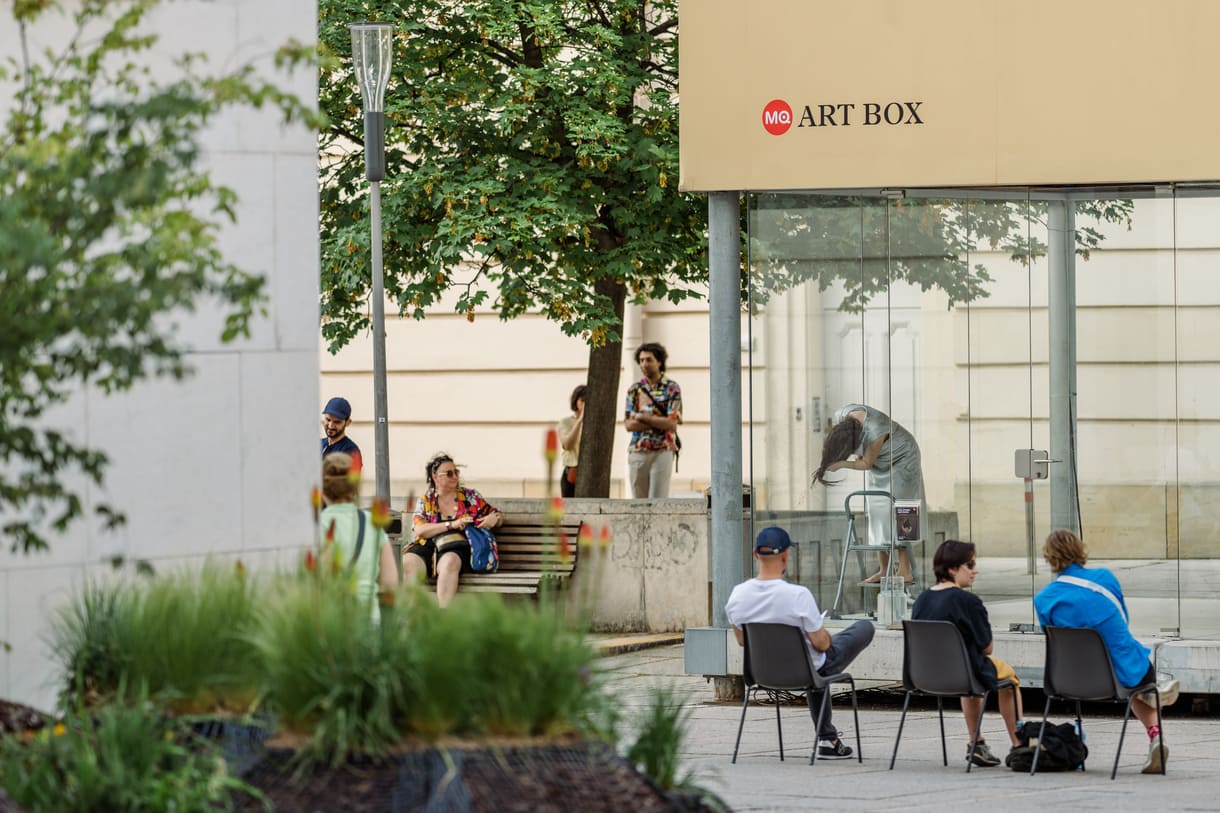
[{"x1": 624, "y1": 342, "x2": 682, "y2": 498}]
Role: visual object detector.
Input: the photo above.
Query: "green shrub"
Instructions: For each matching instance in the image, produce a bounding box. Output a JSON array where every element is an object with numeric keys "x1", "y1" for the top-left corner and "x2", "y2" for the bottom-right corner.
[
  {"x1": 0, "y1": 694, "x2": 254, "y2": 812},
  {"x1": 51, "y1": 565, "x2": 259, "y2": 713}
]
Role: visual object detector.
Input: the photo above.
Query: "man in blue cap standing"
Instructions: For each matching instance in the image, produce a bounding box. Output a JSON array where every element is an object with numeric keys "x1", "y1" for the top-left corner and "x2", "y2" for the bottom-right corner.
[
  {"x1": 321, "y1": 397, "x2": 362, "y2": 469},
  {"x1": 726, "y1": 525, "x2": 875, "y2": 758}
]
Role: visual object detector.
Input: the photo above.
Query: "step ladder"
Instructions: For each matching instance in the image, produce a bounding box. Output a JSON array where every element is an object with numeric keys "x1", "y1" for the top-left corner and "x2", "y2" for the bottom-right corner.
[{"x1": 829, "y1": 490, "x2": 919, "y2": 619}]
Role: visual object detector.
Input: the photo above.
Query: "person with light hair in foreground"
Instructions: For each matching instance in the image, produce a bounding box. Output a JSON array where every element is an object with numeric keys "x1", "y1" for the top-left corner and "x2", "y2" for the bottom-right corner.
[{"x1": 1034, "y1": 529, "x2": 1180, "y2": 774}]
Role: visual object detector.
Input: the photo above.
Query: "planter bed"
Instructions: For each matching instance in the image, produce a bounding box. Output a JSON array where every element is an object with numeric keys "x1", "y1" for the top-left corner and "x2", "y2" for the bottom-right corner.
[{"x1": 231, "y1": 737, "x2": 720, "y2": 813}]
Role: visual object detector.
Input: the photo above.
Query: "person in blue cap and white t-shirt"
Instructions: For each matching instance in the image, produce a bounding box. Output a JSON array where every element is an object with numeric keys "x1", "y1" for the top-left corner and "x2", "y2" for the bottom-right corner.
[
  {"x1": 726, "y1": 525, "x2": 875, "y2": 758},
  {"x1": 321, "y1": 396, "x2": 362, "y2": 469}
]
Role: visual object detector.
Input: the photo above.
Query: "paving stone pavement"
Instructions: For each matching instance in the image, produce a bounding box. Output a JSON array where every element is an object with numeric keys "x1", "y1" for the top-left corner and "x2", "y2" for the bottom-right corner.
[{"x1": 601, "y1": 643, "x2": 1219, "y2": 812}]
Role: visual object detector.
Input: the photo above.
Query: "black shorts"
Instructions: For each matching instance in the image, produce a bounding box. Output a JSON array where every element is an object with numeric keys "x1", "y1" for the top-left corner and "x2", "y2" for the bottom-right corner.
[
  {"x1": 1128, "y1": 661, "x2": 1157, "y2": 691},
  {"x1": 404, "y1": 530, "x2": 472, "y2": 579}
]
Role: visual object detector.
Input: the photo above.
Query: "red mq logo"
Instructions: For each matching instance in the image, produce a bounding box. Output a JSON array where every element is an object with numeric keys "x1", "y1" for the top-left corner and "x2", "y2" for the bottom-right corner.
[{"x1": 762, "y1": 99, "x2": 793, "y2": 135}]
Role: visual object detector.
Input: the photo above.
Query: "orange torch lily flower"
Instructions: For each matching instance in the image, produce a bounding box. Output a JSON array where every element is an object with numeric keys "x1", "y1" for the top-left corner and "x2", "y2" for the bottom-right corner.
[
  {"x1": 547, "y1": 495, "x2": 565, "y2": 523},
  {"x1": 578, "y1": 524, "x2": 594, "y2": 549},
  {"x1": 371, "y1": 497, "x2": 391, "y2": 529},
  {"x1": 347, "y1": 455, "x2": 363, "y2": 486},
  {"x1": 544, "y1": 427, "x2": 559, "y2": 463},
  {"x1": 310, "y1": 486, "x2": 322, "y2": 521},
  {"x1": 599, "y1": 524, "x2": 612, "y2": 549},
  {"x1": 304, "y1": 549, "x2": 318, "y2": 572},
  {"x1": 557, "y1": 530, "x2": 572, "y2": 564}
]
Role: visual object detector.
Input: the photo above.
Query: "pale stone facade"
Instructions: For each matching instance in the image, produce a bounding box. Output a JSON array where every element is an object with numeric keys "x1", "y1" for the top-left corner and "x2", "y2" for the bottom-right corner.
[
  {"x1": 321, "y1": 296, "x2": 752, "y2": 503},
  {"x1": 0, "y1": 0, "x2": 320, "y2": 709}
]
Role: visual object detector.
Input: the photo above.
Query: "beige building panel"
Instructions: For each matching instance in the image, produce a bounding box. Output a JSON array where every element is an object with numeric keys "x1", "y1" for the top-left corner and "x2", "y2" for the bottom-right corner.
[
  {"x1": 958, "y1": 482, "x2": 1174, "y2": 559},
  {"x1": 1076, "y1": 310, "x2": 1178, "y2": 363},
  {"x1": 324, "y1": 312, "x2": 590, "y2": 373},
  {"x1": 1169, "y1": 198, "x2": 1220, "y2": 250},
  {"x1": 956, "y1": 420, "x2": 1048, "y2": 484},
  {"x1": 1172, "y1": 423, "x2": 1220, "y2": 478},
  {"x1": 365, "y1": 424, "x2": 710, "y2": 500},
  {"x1": 1076, "y1": 252, "x2": 1178, "y2": 308},
  {"x1": 1177, "y1": 366, "x2": 1220, "y2": 422},
  {"x1": 1076, "y1": 364, "x2": 1177, "y2": 421},
  {"x1": 1174, "y1": 253, "x2": 1220, "y2": 307},
  {"x1": 962, "y1": 258, "x2": 1046, "y2": 310},
  {"x1": 1177, "y1": 485, "x2": 1220, "y2": 558},
  {"x1": 1074, "y1": 421, "x2": 1178, "y2": 484},
  {"x1": 954, "y1": 309, "x2": 1048, "y2": 366}
]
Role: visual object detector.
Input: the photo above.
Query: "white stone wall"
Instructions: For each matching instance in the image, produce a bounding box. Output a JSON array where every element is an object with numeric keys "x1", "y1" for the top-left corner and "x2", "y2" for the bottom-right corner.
[{"x1": 0, "y1": 0, "x2": 319, "y2": 711}]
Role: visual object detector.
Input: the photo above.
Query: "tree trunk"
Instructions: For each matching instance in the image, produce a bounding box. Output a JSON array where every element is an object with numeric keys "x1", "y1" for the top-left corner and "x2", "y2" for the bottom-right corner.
[{"x1": 575, "y1": 278, "x2": 627, "y2": 497}]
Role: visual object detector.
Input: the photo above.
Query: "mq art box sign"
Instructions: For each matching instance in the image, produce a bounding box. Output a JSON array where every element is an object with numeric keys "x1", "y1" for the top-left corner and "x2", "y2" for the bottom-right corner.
[{"x1": 679, "y1": 0, "x2": 1220, "y2": 192}]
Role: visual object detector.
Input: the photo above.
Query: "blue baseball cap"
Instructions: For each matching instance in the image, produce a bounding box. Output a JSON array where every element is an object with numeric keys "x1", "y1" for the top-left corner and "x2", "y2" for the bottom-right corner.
[
  {"x1": 322, "y1": 397, "x2": 352, "y2": 421},
  {"x1": 754, "y1": 526, "x2": 792, "y2": 556}
]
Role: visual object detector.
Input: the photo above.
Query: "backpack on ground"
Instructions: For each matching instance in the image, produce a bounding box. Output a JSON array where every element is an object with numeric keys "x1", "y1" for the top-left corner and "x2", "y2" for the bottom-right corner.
[{"x1": 1005, "y1": 721, "x2": 1088, "y2": 772}]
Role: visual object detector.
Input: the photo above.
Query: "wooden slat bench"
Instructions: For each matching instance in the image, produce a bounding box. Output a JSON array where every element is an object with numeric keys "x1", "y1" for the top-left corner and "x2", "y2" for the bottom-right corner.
[{"x1": 388, "y1": 512, "x2": 581, "y2": 597}]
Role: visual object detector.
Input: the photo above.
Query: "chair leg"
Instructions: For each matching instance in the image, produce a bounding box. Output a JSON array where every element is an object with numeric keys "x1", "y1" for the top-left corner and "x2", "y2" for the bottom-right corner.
[
  {"x1": 1030, "y1": 695, "x2": 1053, "y2": 775},
  {"x1": 966, "y1": 690, "x2": 990, "y2": 774},
  {"x1": 889, "y1": 691, "x2": 913, "y2": 770},
  {"x1": 937, "y1": 697, "x2": 947, "y2": 767},
  {"x1": 810, "y1": 688, "x2": 830, "y2": 766},
  {"x1": 731, "y1": 688, "x2": 752, "y2": 764},
  {"x1": 1114, "y1": 696, "x2": 1136, "y2": 780},
  {"x1": 1075, "y1": 701, "x2": 1086, "y2": 772},
  {"x1": 1155, "y1": 689, "x2": 1166, "y2": 775},
  {"x1": 849, "y1": 678, "x2": 862, "y2": 763},
  {"x1": 776, "y1": 692, "x2": 784, "y2": 762},
  {"x1": 804, "y1": 689, "x2": 820, "y2": 764}
]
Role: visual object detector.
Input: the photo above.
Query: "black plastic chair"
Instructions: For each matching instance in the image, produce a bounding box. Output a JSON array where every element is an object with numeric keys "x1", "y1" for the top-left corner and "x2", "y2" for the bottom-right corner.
[
  {"x1": 1034, "y1": 626, "x2": 1165, "y2": 779},
  {"x1": 731, "y1": 622, "x2": 862, "y2": 766},
  {"x1": 889, "y1": 619, "x2": 1015, "y2": 772}
]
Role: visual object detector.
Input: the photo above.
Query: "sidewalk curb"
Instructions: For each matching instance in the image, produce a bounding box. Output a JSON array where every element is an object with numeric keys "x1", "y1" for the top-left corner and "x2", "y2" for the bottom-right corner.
[{"x1": 594, "y1": 633, "x2": 685, "y2": 657}]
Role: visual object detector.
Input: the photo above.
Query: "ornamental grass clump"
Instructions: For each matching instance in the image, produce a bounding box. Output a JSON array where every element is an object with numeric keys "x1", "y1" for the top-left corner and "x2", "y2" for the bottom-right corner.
[
  {"x1": 52, "y1": 580, "x2": 133, "y2": 709},
  {"x1": 52, "y1": 564, "x2": 260, "y2": 713},
  {"x1": 400, "y1": 592, "x2": 605, "y2": 740},
  {"x1": 247, "y1": 569, "x2": 413, "y2": 767},
  {"x1": 122, "y1": 564, "x2": 260, "y2": 714}
]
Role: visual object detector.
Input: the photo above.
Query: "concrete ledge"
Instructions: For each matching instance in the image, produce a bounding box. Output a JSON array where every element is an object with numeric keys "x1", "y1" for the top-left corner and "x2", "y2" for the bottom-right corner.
[{"x1": 594, "y1": 633, "x2": 685, "y2": 657}]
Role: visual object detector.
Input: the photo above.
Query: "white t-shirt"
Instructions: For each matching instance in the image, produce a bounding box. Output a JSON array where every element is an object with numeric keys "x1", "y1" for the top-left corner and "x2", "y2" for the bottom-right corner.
[{"x1": 725, "y1": 578, "x2": 826, "y2": 670}]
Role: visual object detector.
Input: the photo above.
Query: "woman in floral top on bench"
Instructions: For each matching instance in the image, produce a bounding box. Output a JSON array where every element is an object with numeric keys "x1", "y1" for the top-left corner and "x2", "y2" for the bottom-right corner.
[{"x1": 404, "y1": 452, "x2": 503, "y2": 607}]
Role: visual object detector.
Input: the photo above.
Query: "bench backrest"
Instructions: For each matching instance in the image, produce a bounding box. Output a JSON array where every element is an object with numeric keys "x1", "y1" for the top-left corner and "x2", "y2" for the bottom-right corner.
[{"x1": 494, "y1": 516, "x2": 582, "y2": 574}]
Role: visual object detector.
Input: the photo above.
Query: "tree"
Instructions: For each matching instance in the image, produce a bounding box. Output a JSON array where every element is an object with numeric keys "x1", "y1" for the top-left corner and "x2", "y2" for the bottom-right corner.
[
  {"x1": 1, "y1": 0, "x2": 314, "y2": 553},
  {"x1": 317, "y1": 0, "x2": 707, "y2": 497}
]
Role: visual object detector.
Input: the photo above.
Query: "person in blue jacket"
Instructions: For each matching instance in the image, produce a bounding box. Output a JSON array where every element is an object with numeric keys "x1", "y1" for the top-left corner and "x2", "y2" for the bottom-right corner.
[{"x1": 1034, "y1": 529, "x2": 1179, "y2": 774}]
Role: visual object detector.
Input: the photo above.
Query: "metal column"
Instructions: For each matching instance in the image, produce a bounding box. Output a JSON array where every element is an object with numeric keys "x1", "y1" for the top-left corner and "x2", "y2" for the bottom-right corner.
[
  {"x1": 1047, "y1": 198, "x2": 1080, "y2": 534},
  {"x1": 708, "y1": 191, "x2": 744, "y2": 627}
]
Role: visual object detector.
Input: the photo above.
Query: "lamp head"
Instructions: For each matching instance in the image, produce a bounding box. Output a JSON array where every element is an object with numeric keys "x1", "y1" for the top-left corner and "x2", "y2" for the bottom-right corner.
[{"x1": 349, "y1": 23, "x2": 393, "y2": 113}]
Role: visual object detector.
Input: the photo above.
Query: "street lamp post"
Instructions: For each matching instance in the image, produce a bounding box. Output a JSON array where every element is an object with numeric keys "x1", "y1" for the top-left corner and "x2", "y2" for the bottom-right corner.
[{"x1": 350, "y1": 22, "x2": 394, "y2": 502}]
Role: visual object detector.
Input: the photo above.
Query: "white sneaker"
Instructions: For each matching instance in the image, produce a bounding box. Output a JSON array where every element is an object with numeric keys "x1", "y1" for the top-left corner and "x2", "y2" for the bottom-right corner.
[
  {"x1": 1141, "y1": 735, "x2": 1168, "y2": 774},
  {"x1": 1138, "y1": 679, "x2": 1180, "y2": 709}
]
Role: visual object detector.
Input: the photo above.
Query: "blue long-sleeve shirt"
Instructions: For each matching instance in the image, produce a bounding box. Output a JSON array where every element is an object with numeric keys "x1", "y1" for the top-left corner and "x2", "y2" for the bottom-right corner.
[{"x1": 1034, "y1": 563, "x2": 1151, "y2": 688}]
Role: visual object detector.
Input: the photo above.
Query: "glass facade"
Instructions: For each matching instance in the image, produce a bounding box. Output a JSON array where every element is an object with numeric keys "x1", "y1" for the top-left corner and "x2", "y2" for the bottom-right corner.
[{"x1": 746, "y1": 186, "x2": 1220, "y2": 638}]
